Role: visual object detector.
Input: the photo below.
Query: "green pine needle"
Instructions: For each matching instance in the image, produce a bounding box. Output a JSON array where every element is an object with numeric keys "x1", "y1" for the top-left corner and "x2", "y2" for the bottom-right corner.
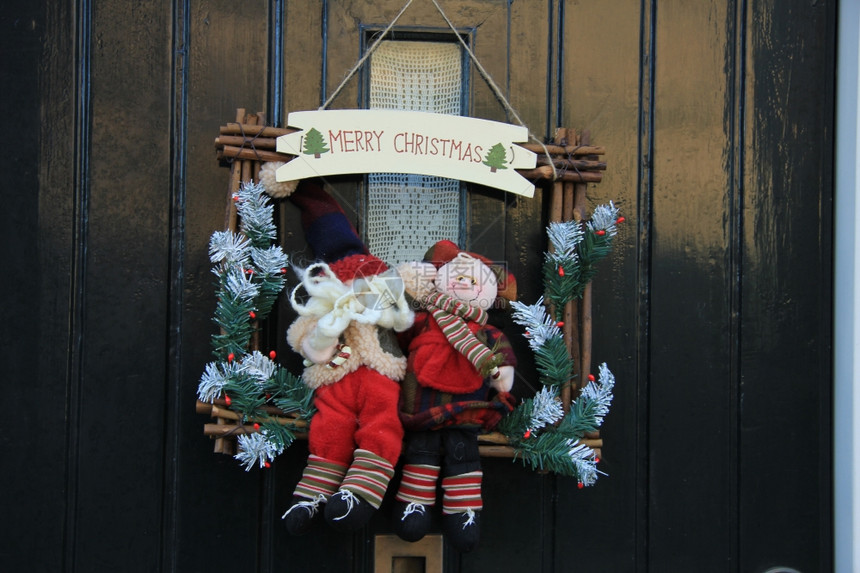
[
  {"x1": 543, "y1": 256, "x2": 581, "y2": 312},
  {"x1": 534, "y1": 335, "x2": 574, "y2": 386},
  {"x1": 222, "y1": 374, "x2": 268, "y2": 420},
  {"x1": 259, "y1": 420, "x2": 298, "y2": 452},
  {"x1": 267, "y1": 367, "x2": 316, "y2": 420}
]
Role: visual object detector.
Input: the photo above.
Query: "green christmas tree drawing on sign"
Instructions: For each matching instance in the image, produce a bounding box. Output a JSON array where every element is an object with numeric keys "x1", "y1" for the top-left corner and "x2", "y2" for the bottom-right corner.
[
  {"x1": 483, "y1": 143, "x2": 509, "y2": 172},
  {"x1": 302, "y1": 127, "x2": 329, "y2": 158}
]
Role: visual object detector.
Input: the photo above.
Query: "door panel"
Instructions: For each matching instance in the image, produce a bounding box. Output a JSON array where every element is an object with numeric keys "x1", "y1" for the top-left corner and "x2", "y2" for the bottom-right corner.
[
  {"x1": 554, "y1": 2, "x2": 644, "y2": 570},
  {"x1": 72, "y1": 0, "x2": 175, "y2": 569},
  {"x1": 649, "y1": 1, "x2": 737, "y2": 568},
  {"x1": 178, "y1": 2, "x2": 273, "y2": 571},
  {"x1": 739, "y1": 2, "x2": 834, "y2": 571}
]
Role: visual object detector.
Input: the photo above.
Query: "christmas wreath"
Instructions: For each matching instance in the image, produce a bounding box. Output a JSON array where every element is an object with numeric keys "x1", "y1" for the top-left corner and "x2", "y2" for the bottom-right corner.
[{"x1": 196, "y1": 179, "x2": 621, "y2": 487}]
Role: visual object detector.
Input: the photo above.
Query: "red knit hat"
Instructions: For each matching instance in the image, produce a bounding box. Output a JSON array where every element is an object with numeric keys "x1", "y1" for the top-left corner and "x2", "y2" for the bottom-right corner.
[
  {"x1": 328, "y1": 253, "x2": 389, "y2": 283},
  {"x1": 422, "y1": 240, "x2": 517, "y2": 301}
]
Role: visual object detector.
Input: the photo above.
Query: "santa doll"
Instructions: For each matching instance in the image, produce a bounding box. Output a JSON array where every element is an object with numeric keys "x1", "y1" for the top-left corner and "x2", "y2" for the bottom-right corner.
[
  {"x1": 272, "y1": 178, "x2": 414, "y2": 534},
  {"x1": 392, "y1": 240, "x2": 517, "y2": 552}
]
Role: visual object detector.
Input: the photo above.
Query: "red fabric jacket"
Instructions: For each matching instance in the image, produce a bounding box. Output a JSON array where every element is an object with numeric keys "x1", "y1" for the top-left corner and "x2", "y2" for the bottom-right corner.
[{"x1": 402, "y1": 312, "x2": 510, "y2": 394}]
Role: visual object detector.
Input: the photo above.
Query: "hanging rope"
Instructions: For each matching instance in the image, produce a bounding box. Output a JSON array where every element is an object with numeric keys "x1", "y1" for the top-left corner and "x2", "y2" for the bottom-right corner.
[
  {"x1": 428, "y1": 0, "x2": 556, "y2": 179},
  {"x1": 319, "y1": 0, "x2": 415, "y2": 110},
  {"x1": 319, "y1": 0, "x2": 557, "y2": 181}
]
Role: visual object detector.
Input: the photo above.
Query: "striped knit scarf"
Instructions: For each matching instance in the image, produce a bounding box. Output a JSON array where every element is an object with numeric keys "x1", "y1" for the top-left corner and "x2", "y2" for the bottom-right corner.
[{"x1": 423, "y1": 292, "x2": 503, "y2": 377}]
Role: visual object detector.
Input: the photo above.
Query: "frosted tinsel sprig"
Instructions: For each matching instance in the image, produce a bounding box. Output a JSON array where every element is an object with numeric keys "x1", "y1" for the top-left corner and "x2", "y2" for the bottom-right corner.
[
  {"x1": 209, "y1": 230, "x2": 251, "y2": 268},
  {"x1": 251, "y1": 245, "x2": 289, "y2": 276},
  {"x1": 224, "y1": 266, "x2": 261, "y2": 302},
  {"x1": 240, "y1": 350, "x2": 277, "y2": 387},
  {"x1": 586, "y1": 201, "x2": 621, "y2": 237},
  {"x1": 197, "y1": 360, "x2": 241, "y2": 403},
  {"x1": 529, "y1": 386, "x2": 565, "y2": 433},
  {"x1": 568, "y1": 440, "x2": 602, "y2": 487},
  {"x1": 546, "y1": 220, "x2": 584, "y2": 263},
  {"x1": 234, "y1": 431, "x2": 285, "y2": 471},
  {"x1": 235, "y1": 181, "x2": 277, "y2": 245},
  {"x1": 542, "y1": 220, "x2": 588, "y2": 314},
  {"x1": 577, "y1": 362, "x2": 615, "y2": 427},
  {"x1": 510, "y1": 297, "x2": 562, "y2": 351}
]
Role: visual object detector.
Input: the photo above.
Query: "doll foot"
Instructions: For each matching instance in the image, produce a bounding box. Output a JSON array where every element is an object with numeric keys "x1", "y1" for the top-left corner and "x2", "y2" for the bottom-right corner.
[
  {"x1": 282, "y1": 494, "x2": 326, "y2": 535},
  {"x1": 324, "y1": 489, "x2": 377, "y2": 531},
  {"x1": 393, "y1": 501, "x2": 432, "y2": 542},
  {"x1": 442, "y1": 509, "x2": 481, "y2": 553}
]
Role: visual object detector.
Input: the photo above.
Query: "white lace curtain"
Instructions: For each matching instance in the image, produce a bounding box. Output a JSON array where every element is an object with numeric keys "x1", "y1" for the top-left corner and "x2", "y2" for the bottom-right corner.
[{"x1": 366, "y1": 40, "x2": 463, "y2": 264}]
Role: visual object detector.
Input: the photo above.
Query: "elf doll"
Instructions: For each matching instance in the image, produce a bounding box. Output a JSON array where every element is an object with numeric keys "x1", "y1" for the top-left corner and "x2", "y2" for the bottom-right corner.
[
  {"x1": 270, "y1": 177, "x2": 414, "y2": 534},
  {"x1": 392, "y1": 240, "x2": 517, "y2": 553}
]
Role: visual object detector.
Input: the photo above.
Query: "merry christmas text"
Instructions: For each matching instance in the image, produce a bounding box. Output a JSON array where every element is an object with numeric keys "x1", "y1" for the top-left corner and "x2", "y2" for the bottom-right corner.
[{"x1": 327, "y1": 129, "x2": 486, "y2": 163}]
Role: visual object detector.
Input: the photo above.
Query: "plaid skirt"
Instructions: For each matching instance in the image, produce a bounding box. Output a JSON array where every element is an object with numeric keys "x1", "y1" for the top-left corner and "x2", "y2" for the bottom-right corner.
[{"x1": 398, "y1": 371, "x2": 510, "y2": 431}]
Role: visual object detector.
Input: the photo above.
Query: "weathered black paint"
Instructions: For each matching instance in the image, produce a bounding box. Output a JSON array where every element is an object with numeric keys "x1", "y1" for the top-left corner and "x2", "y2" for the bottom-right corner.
[{"x1": 2, "y1": 0, "x2": 834, "y2": 571}]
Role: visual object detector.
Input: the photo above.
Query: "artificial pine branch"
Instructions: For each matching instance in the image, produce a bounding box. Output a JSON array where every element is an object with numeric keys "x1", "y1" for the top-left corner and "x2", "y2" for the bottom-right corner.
[
  {"x1": 497, "y1": 386, "x2": 564, "y2": 438},
  {"x1": 199, "y1": 179, "x2": 314, "y2": 470},
  {"x1": 543, "y1": 255, "x2": 580, "y2": 313},
  {"x1": 259, "y1": 421, "x2": 297, "y2": 453},
  {"x1": 540, "y1": 203, "x2": 623, "y2": 315},
  {"x1": 235, "y1": 431, "x2": 284, "y2": 471},
  {"x1": 543, "y1": 220, "x2": 584, "y2": 314},
  {"x1": 236, "y1": 182, "x2": 277, "y2": 248},
  {"x1": 503, "y1": 203, "x2": 622, "y2": 482},
  {"x1": 575, "y1": 362, "x2": 615, "y2": 428},
  {"x1": 211, "y1": 269, "x2": 258, "y2": 359},
  {"x1": 512, "y1": 432, "x2": 600, "y2": 483},
  {"x1": 208, "y1": 182, "x2": 281, "y2": 361},
  {"x1": 498, "y1": 386, "x2": 600, "y2": 481},
  {"x1": 510, "y1": 297, "x2": 562, "y2": 351},
  {"x1": 498, "y1": 384, "x2": 604, "y2": 482},
  {"x1": 209, "y1": 230, "x2": 251, "y2": 271},
  {"x1": 251, "y1": 245, "x2": 289, "y2": 317},
  {"x1": 222, "y1": 374, "x2": 269, "y2": 417},
  {"x1": 510, "y1": 298, "x2": 576, "y2": 387},
  {"x1": 574, "y1": 201, "x2": 621, "y2": 298}
]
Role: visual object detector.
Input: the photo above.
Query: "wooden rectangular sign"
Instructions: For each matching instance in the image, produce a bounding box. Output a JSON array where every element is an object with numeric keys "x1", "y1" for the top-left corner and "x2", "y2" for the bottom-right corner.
[{"x1": 275, "y1": 110, "x2": 537, "y2": 197}]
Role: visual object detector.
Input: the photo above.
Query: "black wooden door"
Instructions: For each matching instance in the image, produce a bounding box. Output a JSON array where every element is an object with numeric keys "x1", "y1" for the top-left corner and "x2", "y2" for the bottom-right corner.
[{"x1": 3, "y1": 0, "x2": 834, "y2": 572}]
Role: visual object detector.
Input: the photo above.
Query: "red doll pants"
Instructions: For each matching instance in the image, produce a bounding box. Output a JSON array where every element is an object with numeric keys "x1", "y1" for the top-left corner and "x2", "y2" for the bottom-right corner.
[{"x1": 308, "y1": 366, "x2": 404, "y2": 467}]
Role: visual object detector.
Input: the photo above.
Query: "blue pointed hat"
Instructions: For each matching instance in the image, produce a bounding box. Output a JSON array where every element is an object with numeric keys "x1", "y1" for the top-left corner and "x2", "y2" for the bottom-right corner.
[{"x1": 290, "y1": 180, "x2": 388, "y2": 281}]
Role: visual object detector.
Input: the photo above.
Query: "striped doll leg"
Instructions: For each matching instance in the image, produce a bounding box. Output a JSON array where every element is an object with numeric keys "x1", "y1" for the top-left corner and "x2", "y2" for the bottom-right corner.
[
  {"x1": 440, "y1": 428, "x2": 483, "y2": 553},
  {"x1": 393, "y1": 431, "x2": 442, "y2": 542},
  {"x1": 393, "y1": 463, "x2": 441, "y2": 541},
  {"x1": 282, "y1": 455, "x2": 348, "y2": 535},
  {"x1": 325, "y1": 449, "x2": 396, "y2": 531}
]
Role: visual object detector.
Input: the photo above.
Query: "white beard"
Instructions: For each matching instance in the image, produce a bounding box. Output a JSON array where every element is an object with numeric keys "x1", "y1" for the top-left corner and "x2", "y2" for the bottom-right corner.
[{"x1": 290, "y1": 262, "x2": 414, "y2": 342}]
